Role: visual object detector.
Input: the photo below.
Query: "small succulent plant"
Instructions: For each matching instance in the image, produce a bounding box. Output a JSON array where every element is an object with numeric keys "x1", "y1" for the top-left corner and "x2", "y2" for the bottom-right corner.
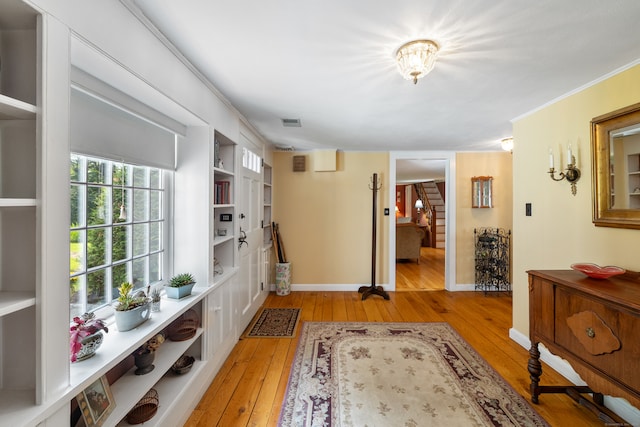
[
  {"x1": 115, "y1": 282, "x2": 150, "y2": 311},
  {"x1": 169, "y1": 273, "x2": 195, "y2": 288},
  {"x1": 151, "y1": 288, "x2": 161, "y2": 303}
]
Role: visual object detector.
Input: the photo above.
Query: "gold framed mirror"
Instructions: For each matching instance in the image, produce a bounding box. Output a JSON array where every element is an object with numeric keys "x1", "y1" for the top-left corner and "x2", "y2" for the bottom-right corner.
[
  {"x1": 471, "y1": 176, "x2": 492, "y2": 208},
  {"x1": 592, "y1": 102, "x2": 640, "y2": 229}
]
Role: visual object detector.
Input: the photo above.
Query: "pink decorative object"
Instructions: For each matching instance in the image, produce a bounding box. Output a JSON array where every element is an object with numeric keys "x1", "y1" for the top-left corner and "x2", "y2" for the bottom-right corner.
[{"x1": 570, "y1": 263, "x2": 625, "y2": 279}]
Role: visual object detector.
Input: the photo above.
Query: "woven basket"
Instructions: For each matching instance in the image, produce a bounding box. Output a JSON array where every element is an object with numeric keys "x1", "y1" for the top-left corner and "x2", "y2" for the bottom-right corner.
[
  {"x1": 167, "y1": 309, "x2": 199, "y2": 341},
  {"x1": 126, "y1": 388, "x2": 159, "y2": 424},
  {"x1": 171, "y1": 354, "x2": 195, "y2": 375}
]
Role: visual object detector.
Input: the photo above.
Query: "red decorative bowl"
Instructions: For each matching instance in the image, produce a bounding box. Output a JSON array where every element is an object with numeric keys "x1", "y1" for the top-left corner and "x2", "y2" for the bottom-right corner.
[{"x1": 570, "y1": 263, "x2": 625, "y2": 279}]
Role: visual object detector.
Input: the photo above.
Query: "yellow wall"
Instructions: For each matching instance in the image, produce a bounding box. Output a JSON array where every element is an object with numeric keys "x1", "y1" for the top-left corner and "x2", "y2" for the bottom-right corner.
[
  {"x1": 272, "y1": 151, "x2": 389, "y2": 285},
  {"x1": 456, "y1": 152, "x2": 513, "y2": 284},
  {"x1": 512, "y1": 64, "x2": 640, "y2": 335}
]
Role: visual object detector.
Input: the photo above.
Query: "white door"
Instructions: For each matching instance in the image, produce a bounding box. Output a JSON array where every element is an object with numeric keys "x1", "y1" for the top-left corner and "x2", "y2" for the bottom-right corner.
[{"x1": 237, "y1": 144, "x2": 267, "y2": 330}]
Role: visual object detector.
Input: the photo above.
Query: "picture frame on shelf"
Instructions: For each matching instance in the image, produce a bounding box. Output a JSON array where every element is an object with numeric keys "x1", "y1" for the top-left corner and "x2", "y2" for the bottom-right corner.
[{"x1": 75, "y1": 375, "x2": 115, "y2": 427}]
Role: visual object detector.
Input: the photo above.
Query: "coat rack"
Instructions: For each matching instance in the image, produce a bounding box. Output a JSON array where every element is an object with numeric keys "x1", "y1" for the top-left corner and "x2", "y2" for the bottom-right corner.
[{"x1": 358, "y1": 173, "x2": 390, "y2": 300}]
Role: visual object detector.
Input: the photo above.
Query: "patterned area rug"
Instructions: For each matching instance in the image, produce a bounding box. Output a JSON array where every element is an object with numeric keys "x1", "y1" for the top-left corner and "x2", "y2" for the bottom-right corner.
[
  {"x1": 245, "y1": 308, "x2": 301, "y2": 338},
  {"x1": 278, "y1": 322, "x2": 549, "y2": 427}
]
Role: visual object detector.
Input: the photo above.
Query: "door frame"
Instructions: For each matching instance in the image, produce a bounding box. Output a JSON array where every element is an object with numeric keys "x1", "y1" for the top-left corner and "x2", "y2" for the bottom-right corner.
[{"x1": 388, "y1": 151, "x2": 457, "y2": 291}]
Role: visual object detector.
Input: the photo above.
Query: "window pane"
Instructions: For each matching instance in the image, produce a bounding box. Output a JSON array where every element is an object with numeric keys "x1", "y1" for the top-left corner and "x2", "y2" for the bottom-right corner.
[
  {"x1": 132, "y1": 257, "x2": 147, "y2": 290},
  {"x1": 87, "y1": 227, "x2": 108, "y2": 269},
  {"x1": 70, "y1": 230, "x2": 85, "y2": 275},
  {"x1": 149, "y1": 253, "x2": 161, "y2": 283},
  {"x1": 133, "y1": 223, "x2": 148, "y2": 256},
  {"x1": 150, "y1": 168, "x2": 161, "y2": 189},
  {"x1": 112, "y1": 225, "x2": 130, "y2": 262},
  {"x1": 112, "y1": 262, "x2": 129, "y2": 299},
  {"x1": 133, "y1": 166, "x2": 147, "y2": 187},
  {"x1": 133, "y1": 189, "x2": 148, "y2": 222},
  {"x1": 87, "y1": 269, "x2": 107, "y2": 311},
  {"x1": 149, "y1": 222, "x2": 161, "y2": 252},
  {"x1": 87, "y1": 158, "x2": 108, "y2": 184},
  {"x1": 70, "y1": 274, "x2": 85, "y2": 320},
  {"x1": 113, "y1": 188, "x2": 130, "y2": 223},
  {"x1": 87, "y1": 186, "x2": 109, "y2": 226},
  {"x1": 70, "y1": 184, "x2": 85, "y2": 227},
  {"x1": 70, "y1": 154, "x2": 84, "y2": 182},
  {"x1": 112, "y1": 163, "x2": 129, "y2": 186},
  {"x1": 150, "y1": 191, "x2": 161, "y2": 220}
]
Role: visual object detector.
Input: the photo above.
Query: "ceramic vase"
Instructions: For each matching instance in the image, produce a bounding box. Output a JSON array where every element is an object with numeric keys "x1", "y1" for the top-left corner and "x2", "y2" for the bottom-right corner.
[{"x1": 74, "y1": 331, "x2": 104, "y2": 362}]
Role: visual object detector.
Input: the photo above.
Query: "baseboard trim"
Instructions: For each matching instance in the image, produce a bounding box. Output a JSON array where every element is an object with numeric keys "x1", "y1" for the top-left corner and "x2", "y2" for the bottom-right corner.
[
  {"x1": 269, "y1": 283, "x2": 479, "y2": 292},
  {"x1": 509, "y1": 328, "x2": 640, "y2": 425}
]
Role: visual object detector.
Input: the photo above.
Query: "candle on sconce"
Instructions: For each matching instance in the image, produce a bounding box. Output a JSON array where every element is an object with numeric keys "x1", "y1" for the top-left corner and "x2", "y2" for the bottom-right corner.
[
  {"x1": 549, "y1": 148, "x2": 554, "y2": 169},
  {"x1": 567, "y1": 144, "x2": 572, "y2": 164}
]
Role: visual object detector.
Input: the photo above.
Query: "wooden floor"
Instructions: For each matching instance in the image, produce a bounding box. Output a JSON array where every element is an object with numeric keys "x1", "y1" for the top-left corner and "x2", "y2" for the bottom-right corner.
[
  {"x1": 396, "y1": 246, "x2": 445, "y2": 291},
  {"x1": 185, "y1": 291, "x2": 606, "y2": 426}
]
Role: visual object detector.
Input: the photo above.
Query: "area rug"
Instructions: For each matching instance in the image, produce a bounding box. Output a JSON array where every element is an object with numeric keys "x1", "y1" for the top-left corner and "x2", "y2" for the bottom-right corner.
[
  {"x1": 245, "y1": 308, "x2": 301, "y2": 338},
  {"x1": 278, "y1": 322, "x2": 549, "y2": 427}
]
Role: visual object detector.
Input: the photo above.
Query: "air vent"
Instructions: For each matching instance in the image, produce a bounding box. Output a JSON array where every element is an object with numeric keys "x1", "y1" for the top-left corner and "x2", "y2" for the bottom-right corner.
[
  {"x1": 281, "y1": 118, "x2": 301, "y2": 127},
  {"x1": 275, "y1": 145, "x2": 295, "y2": 151}
]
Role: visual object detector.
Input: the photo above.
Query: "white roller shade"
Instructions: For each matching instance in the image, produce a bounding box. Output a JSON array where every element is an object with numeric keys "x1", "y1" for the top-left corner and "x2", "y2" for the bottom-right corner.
[{"x1": 70, "y1": 88, "x2": 176, "y2": 169}]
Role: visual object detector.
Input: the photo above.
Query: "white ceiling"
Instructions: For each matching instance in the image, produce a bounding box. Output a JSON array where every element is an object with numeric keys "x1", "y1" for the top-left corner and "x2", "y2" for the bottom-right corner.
[{"x1": 129, "y1": 0, "x2": 640, "y2": 154}]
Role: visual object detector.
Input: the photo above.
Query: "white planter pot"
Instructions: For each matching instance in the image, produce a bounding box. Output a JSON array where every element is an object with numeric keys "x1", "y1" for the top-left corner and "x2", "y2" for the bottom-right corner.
[
  {"x1": 114, "y1": 301, "x2": 151, "y2": 332},
  {"x1": 165, "y1": 282, "x2": 195, "y2": 299}
]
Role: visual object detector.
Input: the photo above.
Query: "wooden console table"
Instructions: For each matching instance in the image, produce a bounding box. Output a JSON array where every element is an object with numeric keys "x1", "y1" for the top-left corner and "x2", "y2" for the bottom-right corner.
[{"x1": 528, "y1": 270, "x2": 640, "y2": 422}]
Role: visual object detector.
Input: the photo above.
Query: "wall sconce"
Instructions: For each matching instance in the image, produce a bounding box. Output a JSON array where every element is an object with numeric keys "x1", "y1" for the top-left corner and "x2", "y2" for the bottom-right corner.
[{"x1": 548, "y1": 145, "x2": 580, "y2": 195}]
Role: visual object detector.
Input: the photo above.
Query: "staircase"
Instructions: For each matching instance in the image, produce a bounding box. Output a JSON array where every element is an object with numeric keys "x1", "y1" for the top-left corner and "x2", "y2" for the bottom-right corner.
[{"x1": 414, "y1": 182, "x2": 445, "y2": 249}]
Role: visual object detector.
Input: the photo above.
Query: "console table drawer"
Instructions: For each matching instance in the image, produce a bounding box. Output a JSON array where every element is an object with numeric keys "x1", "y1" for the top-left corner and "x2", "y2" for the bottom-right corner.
[{"x1": 555, "y1": 287, "x2": 640, "y2": 393}]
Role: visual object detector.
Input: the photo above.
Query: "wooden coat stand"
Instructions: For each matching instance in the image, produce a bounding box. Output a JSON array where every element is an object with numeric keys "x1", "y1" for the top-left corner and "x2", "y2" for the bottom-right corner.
[{"x1": 358, "y1": 173, "x2": 390, "y2": 300}]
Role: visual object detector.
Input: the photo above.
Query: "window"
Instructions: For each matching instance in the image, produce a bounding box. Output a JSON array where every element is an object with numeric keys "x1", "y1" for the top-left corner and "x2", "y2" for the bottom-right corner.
[
  {"x1": 242, "y1": 147, "x2": 261, "y2": 173},
  {"x1": 70, "y1": 154, "x2": 169, "y2": 319}
]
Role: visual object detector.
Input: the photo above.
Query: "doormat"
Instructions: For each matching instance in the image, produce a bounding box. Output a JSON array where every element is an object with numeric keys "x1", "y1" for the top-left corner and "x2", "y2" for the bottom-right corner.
[
  {"x1": 245, "y1": 308, "x2": 301, "y2": 338},
  {"x1": 278, "y1": 322, "x2": 549, "y2": 426}
]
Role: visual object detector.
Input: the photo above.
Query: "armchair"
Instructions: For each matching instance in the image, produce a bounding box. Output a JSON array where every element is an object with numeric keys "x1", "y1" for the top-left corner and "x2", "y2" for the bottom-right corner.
[{"x1": 396, "y1": 223, "x2": 425, "y2": 264}]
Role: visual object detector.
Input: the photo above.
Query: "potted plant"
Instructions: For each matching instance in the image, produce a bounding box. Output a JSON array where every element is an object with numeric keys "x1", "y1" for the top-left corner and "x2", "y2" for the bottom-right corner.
[
  {"x1": 114, "y1": 282, "x2": 151, "y2": 332},
  {"x1": 151, "y1": 287, "x2": 161, "y2": 312},
  {"x1": 133, "y1": 333, "x2": 165, "y2": 375},
  {"x1": 70, "y1": 312, "x2": 109, "y2": 362},
  {"x1": 165, "y1": 273, "x2": 196, "y2": 299}
]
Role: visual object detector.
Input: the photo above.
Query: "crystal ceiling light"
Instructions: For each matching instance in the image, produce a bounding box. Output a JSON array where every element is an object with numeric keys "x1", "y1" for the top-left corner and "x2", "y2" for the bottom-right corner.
[{"x1": 395, "y1": 39, "x2": 440, "y2": 84}]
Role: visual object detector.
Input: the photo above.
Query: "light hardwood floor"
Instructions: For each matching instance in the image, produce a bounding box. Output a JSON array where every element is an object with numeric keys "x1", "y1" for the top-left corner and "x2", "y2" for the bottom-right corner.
[
  {"x1": 185, "y1": 290, "x2": 606, "y2": 426},
  {"x1": 396, "y1": 246, "x2": 445, "y2": 291}
]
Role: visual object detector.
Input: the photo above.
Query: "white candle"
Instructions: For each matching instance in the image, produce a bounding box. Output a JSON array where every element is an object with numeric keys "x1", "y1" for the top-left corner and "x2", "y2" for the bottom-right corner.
[
  {"x1": 549, "y1": 148, "x2": 554, "y2": 169},
  {"x1": 567, "y1": 144, "x2": 572, "y2": 164}
]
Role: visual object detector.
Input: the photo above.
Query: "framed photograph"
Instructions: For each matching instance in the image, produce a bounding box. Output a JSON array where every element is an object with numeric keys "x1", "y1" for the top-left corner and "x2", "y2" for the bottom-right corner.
[{"x1": 76, "y1": 375, "x2": 115, "y2": 426}]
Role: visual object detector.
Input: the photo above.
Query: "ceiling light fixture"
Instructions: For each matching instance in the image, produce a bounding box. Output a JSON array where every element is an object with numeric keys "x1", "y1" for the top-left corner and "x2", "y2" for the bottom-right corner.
[
  {"x1": 396, "y1": 39, "x2": 439, "y2": 84},
  {"x1": 501, "y1": 137, "x2": 514, "y2": 152}
]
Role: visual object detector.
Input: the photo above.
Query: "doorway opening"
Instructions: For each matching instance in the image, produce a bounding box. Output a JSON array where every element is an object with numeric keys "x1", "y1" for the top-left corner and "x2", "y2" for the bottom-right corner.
[{"x1": 390, "y1": 154, "x2": 455, "y2": 291}]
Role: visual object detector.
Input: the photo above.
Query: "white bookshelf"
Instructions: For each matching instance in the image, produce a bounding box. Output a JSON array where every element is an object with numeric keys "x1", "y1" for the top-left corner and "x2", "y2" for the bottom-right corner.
[{"x1": 0, "y1": 0, "x2": 40, "y2": 419}]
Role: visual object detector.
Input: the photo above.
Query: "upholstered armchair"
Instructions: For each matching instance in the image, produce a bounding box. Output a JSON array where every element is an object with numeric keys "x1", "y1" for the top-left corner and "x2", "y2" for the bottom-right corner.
[{"x1": 396, "y1": 223, "x2": 425, "y2": 264}]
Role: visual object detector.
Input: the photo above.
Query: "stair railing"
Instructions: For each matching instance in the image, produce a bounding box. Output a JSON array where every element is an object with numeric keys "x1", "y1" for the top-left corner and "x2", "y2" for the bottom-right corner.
[{"x1": 413, "y1": 183, "x2": 437, "y2": 247}]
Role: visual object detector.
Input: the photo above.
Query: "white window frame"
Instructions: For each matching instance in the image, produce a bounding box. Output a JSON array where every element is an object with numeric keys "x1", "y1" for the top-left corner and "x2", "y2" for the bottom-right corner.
[{"x1": 70, "y1": 154, "x2": 172, "y2": 320}]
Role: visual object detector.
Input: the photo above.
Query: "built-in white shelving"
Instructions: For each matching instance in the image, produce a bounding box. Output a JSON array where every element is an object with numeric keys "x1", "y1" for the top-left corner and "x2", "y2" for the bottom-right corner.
[
  {"x1": 212, "y1": 131, "x2": 237, "y2": 279},
  {"x1": 0, "y1": 290, "x2": 36, "y2": 316},
  {"x1": 0, "y1": 0, "x2": 40, "y2": 420},
  {"x1": 0, "y1": 93, "x2": 37, "y2": 119},
  {"x1": 263, "y1": 163, "x2": 273, "y2": 247},
  {"x1": 0, "y1": 198, "x2": 37, "y2": 207}
]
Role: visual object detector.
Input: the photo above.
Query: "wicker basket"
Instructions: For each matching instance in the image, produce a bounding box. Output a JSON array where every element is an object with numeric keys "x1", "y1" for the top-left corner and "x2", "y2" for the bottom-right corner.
[
  {"x1": 171, "y1": 354, "x2": 195, "y2": 375},
  {"x1": 126, "y1": 388, "x2": 159, "y2": 424},
  {"x1": 167, "y1": 309, "x2": 199, "y2": 341}
]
